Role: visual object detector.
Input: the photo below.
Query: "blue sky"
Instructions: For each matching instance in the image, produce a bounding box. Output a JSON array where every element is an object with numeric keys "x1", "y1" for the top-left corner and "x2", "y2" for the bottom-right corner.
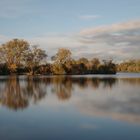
[{"x1": 0, "y1": 0, "x2": 140, "y2": 61}]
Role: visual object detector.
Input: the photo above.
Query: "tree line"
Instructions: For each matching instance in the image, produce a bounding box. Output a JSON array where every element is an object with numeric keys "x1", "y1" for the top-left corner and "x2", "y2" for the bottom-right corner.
[
  {"x1": 0, "y1": 38, "x2": 122, "y2": 75},
  {"x1": 117, "y1": 60, "x2": 140, "y2": 73}
]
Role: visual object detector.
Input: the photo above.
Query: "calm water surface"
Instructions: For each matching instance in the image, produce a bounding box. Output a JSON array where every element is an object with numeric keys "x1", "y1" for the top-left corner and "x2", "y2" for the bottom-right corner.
[{"x1": 0, "y1": 73, "x2": 140, "y2": 140}]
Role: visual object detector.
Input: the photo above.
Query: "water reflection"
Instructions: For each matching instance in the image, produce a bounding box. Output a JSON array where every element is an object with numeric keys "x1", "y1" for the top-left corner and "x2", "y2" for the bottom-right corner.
[
  {"x1": 77, "y1": 78, "x2": 140, "y2": 123},
  {"x1": 0, "y1": 76, "x2": 47, "y2": 110},
  {"x1": 0, "y1": 75, "x2": 140, "y2": 124},
  {"x1": 0, "y1": 76, "x2": 118, "y2": 110}
]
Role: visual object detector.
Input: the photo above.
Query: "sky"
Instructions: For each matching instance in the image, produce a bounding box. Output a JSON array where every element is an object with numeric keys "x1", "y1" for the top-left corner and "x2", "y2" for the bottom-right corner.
[{"x1": 0, "y1": 0, "x2": 140, "y2": 61}]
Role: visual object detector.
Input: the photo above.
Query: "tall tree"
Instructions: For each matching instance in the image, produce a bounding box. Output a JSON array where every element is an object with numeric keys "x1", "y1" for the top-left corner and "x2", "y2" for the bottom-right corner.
[
  {"x1": 51, "y1": 48, "x2": 72, "y2": 74},
  {"x1": 76, "y1": 58, "x2": 89, "y2": 74},
  {"x1": 0, "y1": 39, "x2": 29, "y2": 73},
  {"x1": 52, "y1": 48, "x2": 72, "y2": 64},
  {"x1": 24, "y1": 45, "x2": 47, "y2": 75},
  {"x1": 90, "y1": 58, "x2": 100, "y2": 73}
]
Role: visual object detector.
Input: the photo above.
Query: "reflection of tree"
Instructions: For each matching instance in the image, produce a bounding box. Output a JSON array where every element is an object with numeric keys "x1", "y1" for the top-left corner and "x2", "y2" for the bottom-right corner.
[
  {"x1": 101, "y1": 78, "x2": 117, "y2": 88},
  {"x1": 0, "y1": 76, "x2": 47, "y2": 111},
  {"x1": 24, "y1": 77, "x2": 47, "y2": 103},
  {"x1": 73, "y1": 78, "x2": 88, "y2": 89},
  {"x1": 50, "y1": 76, "x2": 117, "y2": 100},
  {"x1": 0, "y1": 76, "x2": 28, "y2": 110},
  {"x1": 0, "y1": 76, "x2": 118, "y2": 110},
  {"x1": 2, "y1": 76, "x2": 140, "y2": 110},
  {"x1": 91, "y1": 78, "x2": 100, "y2": 89},
  {"x1": 51, "y1": 77, "x2": 72, "y2": 100},
  {"x1": 71, "y1": 77, "x2": 117, "y2": 89},
  {"x1": 121, "y1": 78, "x2": 140, "y2": 86}
]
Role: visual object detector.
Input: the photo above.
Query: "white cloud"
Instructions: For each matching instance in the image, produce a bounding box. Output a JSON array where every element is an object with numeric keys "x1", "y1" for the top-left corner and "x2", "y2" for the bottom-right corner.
[
  {"x1": 0, "y1": 20, "x2": 140, "y2": 61},
  {"x1": 77, "y1": 20, "x2": 140, "y2": 61},
  {"x1": 28, "y1": 34, "x2": 84, "y2": 58},
  {"x1": 80, "y1": 20, "x2": 140, "y2": 35}
]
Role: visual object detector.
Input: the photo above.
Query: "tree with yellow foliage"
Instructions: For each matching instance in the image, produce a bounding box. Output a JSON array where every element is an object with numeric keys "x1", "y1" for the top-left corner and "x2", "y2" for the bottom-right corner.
[{"x1": 0, "y1": 39, "x2": 29, "y2": 73}]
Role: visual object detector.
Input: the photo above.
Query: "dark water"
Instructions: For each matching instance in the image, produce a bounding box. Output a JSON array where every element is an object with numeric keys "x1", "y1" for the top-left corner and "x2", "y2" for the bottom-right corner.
[{"x1": 0, "y1": 73, "x2": 140, "y2": 140}]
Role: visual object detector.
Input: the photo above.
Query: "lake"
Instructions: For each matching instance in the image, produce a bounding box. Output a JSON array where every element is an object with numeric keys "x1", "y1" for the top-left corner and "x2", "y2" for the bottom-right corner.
[{"x1": 0, "y1": 73, "x2": 140, "y2": 140}]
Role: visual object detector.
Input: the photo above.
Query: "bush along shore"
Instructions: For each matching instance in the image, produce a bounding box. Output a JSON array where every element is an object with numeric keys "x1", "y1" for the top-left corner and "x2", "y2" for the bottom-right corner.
[{"x1": 1, "y1": 39, "x2": 138, "y2": 75}]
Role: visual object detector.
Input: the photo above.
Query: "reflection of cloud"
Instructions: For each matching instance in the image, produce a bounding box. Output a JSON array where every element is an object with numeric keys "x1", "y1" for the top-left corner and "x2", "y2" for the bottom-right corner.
[
  {"x1": 80, "y1": 123, "x2": 98, "y2": 130},
  {"x1": 38, "y1": 76, "x2": 140, "y2": 124},
  {"x1": 78, "y1": 100, "x2": 140, "y2": 123},
  {"x1": 76, "y1": 79, "x2": 140, "y2": 124},
  {"x1": 0, "y1": 75, "x2": 140, "y2": 124}
]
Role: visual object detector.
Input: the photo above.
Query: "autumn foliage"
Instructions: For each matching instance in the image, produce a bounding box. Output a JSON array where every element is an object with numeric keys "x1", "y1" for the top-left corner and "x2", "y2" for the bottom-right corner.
[{"x1": 0, "y1": 39, "x2": 119, "y2": 75}]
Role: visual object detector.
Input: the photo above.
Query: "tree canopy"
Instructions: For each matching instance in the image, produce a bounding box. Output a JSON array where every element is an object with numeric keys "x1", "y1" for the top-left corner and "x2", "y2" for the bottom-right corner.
[
  {"x1": 0, "y1": 39, "x2": 47, "y2": 74},
  {"x1": 0, "y1": 39, "x2": 29, "y2": 73},
  {"x1": 2, "y1": 39, "x2": 135, "y2": 75}
]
